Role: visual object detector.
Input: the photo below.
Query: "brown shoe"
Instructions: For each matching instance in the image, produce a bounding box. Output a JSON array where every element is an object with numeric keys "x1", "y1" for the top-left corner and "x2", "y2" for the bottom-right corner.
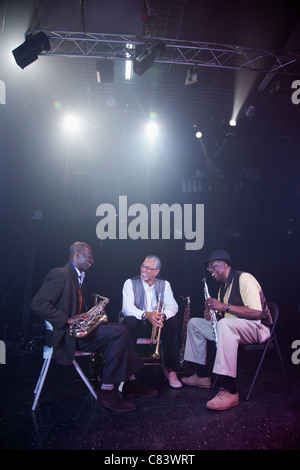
[
  {"x1": 97, "y1": 389, "x2": 136, "y2": 412},
  {"x1": 122, "y1": 379, "x2": 159, "y2": 399},
  {"x1": 181, "y1": 373, "x2": 211, "y2": 389},
  {"x1": 206, "y1": 388, "x2": 239, "y2": 411}
]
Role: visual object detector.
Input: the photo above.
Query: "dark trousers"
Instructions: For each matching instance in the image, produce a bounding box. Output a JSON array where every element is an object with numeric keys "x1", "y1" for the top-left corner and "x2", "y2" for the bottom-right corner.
[
  {"x1": 76, "y1": 323, "x2": 143, "y2": 384},
  {"x1": 122, "y1": 315, "x2": 180, "y2": 370}
]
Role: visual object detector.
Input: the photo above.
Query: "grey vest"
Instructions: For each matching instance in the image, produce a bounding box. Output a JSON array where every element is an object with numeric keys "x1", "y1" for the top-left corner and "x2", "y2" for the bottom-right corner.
[{"x1": 131, "y1": 276, "x2": 165, "y2": 310}]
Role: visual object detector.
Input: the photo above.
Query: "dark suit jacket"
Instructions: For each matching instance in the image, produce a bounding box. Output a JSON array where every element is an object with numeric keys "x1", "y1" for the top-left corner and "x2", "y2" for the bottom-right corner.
[{"x1": 31, "y1": 262, "x2": 86, "y2": 365}]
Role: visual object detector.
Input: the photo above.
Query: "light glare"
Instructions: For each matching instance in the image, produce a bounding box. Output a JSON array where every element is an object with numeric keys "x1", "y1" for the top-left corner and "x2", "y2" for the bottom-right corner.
[
  {"x1": 146, "y1": 121, "x2": 159, "y2": 140},
  {"x1": 63, "y1": 114, "x2": 81, "y2": 132}
]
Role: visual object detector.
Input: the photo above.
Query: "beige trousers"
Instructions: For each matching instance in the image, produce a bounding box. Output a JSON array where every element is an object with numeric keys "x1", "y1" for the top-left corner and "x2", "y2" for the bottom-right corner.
[{"x1": 184, "y1": 317, "x2": 270, "y2": 378}]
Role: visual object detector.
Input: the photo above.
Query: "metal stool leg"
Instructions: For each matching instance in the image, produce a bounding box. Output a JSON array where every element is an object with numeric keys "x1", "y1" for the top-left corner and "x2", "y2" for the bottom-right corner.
[
  {"x1": 32, "y1": 347, "x2": 53, "y2": 411},
  {"x1": 72, "y1": 359, "x2": 97, "y2": 400}
]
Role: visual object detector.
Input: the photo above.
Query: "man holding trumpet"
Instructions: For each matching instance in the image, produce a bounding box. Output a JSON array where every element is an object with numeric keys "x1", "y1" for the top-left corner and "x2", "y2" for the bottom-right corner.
[{"x1": 121, "y1": 255, "x2": 182, "y2": 388}]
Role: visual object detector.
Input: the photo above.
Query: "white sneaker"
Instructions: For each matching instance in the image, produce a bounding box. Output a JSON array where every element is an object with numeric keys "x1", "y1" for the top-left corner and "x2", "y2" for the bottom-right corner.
[{"x1": 164, "y1": 369, "x2": 183, "y2": 388}]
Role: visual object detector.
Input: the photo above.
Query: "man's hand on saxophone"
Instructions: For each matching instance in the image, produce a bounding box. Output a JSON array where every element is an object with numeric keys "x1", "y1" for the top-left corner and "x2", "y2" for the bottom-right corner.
[
  {"x1": 205, "y1": 297, "x2": 221, "y2": 311},
  {"x1": 204, "y1": 298, "x2": 226, "y2": 320},
  {"x1": 67, "y1": 312, "x2": 90, "y2": 325},
  {"x1": 204, "y1": 307, "x2": 213, "y2": 322}
]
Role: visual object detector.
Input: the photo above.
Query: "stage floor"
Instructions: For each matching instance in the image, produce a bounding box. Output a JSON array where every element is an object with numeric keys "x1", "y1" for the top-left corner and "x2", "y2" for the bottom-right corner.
[{"x1": 0, "y1": 340, "x2": 299, "y2": 453}]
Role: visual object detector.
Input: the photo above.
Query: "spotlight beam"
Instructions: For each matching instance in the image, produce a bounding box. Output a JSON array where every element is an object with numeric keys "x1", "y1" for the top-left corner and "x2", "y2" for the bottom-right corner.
[{"x1": 230, "y1": 70, "x2": 259, "y2": 124}]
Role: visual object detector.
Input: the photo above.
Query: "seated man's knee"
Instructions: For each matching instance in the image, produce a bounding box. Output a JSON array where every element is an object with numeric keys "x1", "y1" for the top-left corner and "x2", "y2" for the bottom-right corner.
[
  {"x1": 217, "y1": 317, "x2": 231, "y2": 330},
  {"x1": 188, "y1": 317, "x2": 204, "y2": 329}
]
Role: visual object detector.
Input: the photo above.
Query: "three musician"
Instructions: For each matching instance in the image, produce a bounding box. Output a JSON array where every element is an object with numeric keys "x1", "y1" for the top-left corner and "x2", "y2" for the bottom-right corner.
[{"x1": 31, "y1": 244, "x2": 272, "y2": 412}]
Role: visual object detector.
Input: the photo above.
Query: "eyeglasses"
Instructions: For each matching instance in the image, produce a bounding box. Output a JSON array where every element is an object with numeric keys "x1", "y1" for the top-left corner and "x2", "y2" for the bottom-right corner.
[
  {"x1": 141, "y1": 264, "x2": 158, "y2": 271},
  {"x1": 206, "y1": 261, "x2": 225, "y2": 271}
]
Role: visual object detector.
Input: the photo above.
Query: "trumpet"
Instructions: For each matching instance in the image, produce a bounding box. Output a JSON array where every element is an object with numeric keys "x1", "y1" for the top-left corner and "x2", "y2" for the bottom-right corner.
[
  {"x1": 202, "y1": 277, "x2": 218, "y2": 348},
  {"x1": 150, "y1": 293, "x2": 164, "y2": 359}
]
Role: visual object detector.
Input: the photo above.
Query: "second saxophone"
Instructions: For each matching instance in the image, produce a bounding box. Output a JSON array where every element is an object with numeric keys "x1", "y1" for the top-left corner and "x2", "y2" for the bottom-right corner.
[
  {"x1": 202, "y1": 277, "x2": 218, "y2": 348},
  {"x1": 179, "y1": 295, "x2": 190, "y2": 365}
]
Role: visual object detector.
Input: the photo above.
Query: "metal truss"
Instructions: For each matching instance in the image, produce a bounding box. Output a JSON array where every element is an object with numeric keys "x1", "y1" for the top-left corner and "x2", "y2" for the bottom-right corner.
[{"x1": 31, "y1": 30, "x2": 300, "y2": 75}]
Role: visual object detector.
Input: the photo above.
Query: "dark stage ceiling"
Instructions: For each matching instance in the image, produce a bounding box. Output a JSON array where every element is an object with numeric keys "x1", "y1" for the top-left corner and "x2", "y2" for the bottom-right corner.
[{"x1": 1, "y1": 0, "x2": 300, "y2": 224}]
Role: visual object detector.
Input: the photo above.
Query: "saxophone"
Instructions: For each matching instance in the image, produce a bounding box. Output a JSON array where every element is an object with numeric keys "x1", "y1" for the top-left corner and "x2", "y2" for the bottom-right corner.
[
  {"x1": 179, "y1": 296, "x2": 190, "y2": 366},
  {"x1": 202, "y1": 277, "x2": 218, "y2": 348},
  {"x1": 69, "y1": 294, "x2": 109, "y2": 338}
]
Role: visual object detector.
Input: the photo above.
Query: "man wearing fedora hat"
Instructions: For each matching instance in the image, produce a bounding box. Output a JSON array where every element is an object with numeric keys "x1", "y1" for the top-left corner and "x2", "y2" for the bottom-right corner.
[{"x1": 181, "y1": 250, "x2": 272, "y2": 410}]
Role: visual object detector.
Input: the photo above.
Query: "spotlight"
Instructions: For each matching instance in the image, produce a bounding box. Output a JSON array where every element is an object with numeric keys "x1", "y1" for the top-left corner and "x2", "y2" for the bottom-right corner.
[
  {"x1": 96, "y1": 59, "x2": 114, "y2": 83},
  {"x1": 185, "y1": 68, "x2": 198, "y2": 86},
  {"x1": 63, "y1": 114, "x2": 82, "y2": 133},
  {"x1": 12, "y1": 32, "x2": 50, "y2": 69},
  {"x1": 146, "y1": 121, "x2": 159, "y2": 140},
  {"x1": 195, "y1": 131, "x2": 203, "y2": 139},
  {"x1": 244, "y1": 104, "x2": 255, "y2": 118},
  {"x1": 229, "y1": 119, "x2": 237, "y2": 127},
  {"x1": 133, "y1": 41, "x2": 165, "y2": 76},
  {"x1": 125, "y1": 43, "x2": 134, "y2": 80}
]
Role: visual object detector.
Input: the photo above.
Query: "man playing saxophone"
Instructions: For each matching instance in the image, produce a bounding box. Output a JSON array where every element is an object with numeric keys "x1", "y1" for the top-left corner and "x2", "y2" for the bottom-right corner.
[
  {"x1": 31, "y1": 241, "x2": 158, "y2": 412},
  {"x1": 182, "y1": 250, "x2": 272, "y2": 410},
  {"x1": 121, "y1": 255, "x2": 182, "y2": 388}
]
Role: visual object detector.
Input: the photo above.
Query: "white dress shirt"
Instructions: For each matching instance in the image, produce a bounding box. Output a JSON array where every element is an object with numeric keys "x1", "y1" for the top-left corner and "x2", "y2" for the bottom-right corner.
[
  {"x1": 73, "y1": 266, "x2": 85, "y2": 287},
  {"x1": 122, "y1": 278, "x2": 178, "y2": 320}
]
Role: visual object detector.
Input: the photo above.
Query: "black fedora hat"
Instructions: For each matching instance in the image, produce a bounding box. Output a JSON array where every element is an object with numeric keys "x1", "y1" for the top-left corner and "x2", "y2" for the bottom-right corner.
[{"x1": 205, "y1": 250, "x2": 234, "y2": 268}]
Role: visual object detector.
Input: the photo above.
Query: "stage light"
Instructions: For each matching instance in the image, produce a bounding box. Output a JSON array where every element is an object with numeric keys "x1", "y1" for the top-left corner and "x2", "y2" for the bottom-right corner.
[
  {"x1": 125, "y1": 43, "x2": 134, "y2": 80},
  {"x1": 195, "y1": 131, "x2": 203, "y2": 139},
  {"x1": 133, "y1": 41, "x2": 165, "y2": 76},
  {"x1": 146, "y1": 121, "x2": 159, "y2": 140},
  {"x1": 12, "y1": 32, "x2": 50, "y2": 69},
  {"x1": 63, "y1": 114, "x2": 81, "y2": 133},
  {"x1": 96, "y1": 59, "x2": 114, "y2": 83},
  {"x1": 245, "y1": 104, "x2": 255, "y2": 118},
  {"x1": 229, "y1": 119, "x2": 237, "y2": 127},
  {"x1": 125, "y1": 60, "x2": 133, "y2": 81},
  {"x1": 185, "y1": 68, "x2": 198, "y2": 86}
]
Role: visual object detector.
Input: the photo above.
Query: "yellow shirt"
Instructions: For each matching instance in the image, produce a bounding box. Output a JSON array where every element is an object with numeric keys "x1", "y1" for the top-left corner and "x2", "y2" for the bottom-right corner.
[{"x1": 219, "y1": 272, "x2": 262, "y2": 319}]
